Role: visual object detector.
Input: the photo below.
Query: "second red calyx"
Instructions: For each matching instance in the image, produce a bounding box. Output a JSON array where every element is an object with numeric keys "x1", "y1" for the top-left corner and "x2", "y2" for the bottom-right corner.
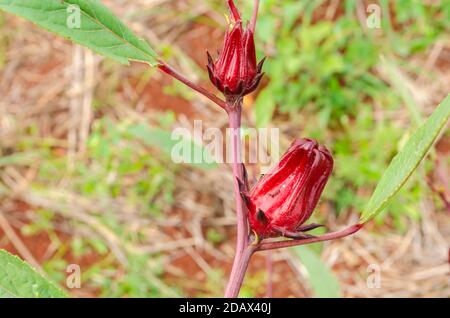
[{"x1": 241, "y1": 139, "x2": 334, "y2": 239}]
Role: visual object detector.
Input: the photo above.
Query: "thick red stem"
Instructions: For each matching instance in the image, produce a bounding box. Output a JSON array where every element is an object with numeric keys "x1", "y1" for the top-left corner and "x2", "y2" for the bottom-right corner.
[
  {"x1": 225, "y1": 245, "x2": 256, "y2": 298},
  {"x1": 224, "y1": 105, "x2": 250, "y2": 298}
]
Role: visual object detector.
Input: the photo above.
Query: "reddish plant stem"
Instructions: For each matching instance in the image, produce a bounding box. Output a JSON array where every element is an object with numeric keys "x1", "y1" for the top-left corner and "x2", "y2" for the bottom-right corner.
[
  {"x1": 257, "y1": 223, "x2": 364, "y2": 252},
  {"x1": 227, "y1": 0, "x2": 241, "y2": 22},
  {"x1": 225, "y1": 245, "x2": 256, "y2": 298},
  {"x1": 224, "y1": 0, "x2": 261, "y2": 298},
  {"x1": 224, "y1": 105, "x2": 250, "y2": 298},
  {"x1": 250, "y1": 0, "x2": 260, "y2": 33},
  {"x1": 157, "y1": 61, "x2": 227, "y2": 110}
]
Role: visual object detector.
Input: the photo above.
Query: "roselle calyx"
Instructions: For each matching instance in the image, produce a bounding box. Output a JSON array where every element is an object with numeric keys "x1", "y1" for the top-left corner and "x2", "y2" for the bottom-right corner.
[
  {"x1": 243, "y1": 139, "x2": 334, "y2": 239},
  {"x1": 207, "y1": 0, "x2": 265, "y2": 98}
]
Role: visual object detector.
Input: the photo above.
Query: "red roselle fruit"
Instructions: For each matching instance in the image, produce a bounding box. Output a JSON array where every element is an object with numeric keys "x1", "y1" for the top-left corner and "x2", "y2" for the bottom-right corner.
[
  {"x1": 207, "y1": 0, "x2": 265, "y2": 98},
  {"x1": 242, "y1": 139, "x2": 334, "y2": 239}
]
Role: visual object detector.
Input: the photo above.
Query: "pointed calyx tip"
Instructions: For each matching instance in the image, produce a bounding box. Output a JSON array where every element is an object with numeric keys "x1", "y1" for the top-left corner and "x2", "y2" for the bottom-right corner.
[
  {"x1": 227, "y1": 0, "x2": 241, "y2": 22},
  {"x1": 207, "y1": 0, "x2": 265, "y2": 99}
]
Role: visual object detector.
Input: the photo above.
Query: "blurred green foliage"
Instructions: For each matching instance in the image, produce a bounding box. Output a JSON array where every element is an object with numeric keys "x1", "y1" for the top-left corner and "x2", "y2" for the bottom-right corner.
[
  {"x1": 250, "y1": 0, "x2": 449, "y2": 228},
  {"x1": 5, "y1": 115, "x2": 180, "y2": 296},
  {"x1": 0, "y1": 13, "x2": 7, "y2": 68},
  {"x1": 293, "y1": 246, "x2": 341, "y2": 298},
  {"x1": 254, "y1": 0, "x2": 450, "y2": 126},
  {"x1": 35, "y1": 117, "x2": 176, "y2": 216},
  {"x1": 0, "y1": 0, "x2": 449, "y2": 298}
]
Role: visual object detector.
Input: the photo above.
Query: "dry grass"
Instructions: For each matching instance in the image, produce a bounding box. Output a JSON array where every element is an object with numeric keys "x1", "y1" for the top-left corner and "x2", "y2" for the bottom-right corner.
[{"x1": 0, "y1": 0, "x2": 449, "y2": 297}]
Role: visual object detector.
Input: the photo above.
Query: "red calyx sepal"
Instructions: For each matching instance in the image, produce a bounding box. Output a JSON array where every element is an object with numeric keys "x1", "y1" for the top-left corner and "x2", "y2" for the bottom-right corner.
[
  {"x1": 207, "y1": 0, "x2": 265, "y2": 98},
  {"x1": 243, "y1": 139, "x2": 334, "y2": 239}
]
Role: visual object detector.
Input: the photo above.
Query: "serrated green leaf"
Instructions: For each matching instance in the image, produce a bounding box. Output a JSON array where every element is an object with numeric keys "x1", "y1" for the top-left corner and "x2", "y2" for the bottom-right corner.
[
  {"x1": 0, "y1": 0, "x2": 158, "y2": 66},
  {"x1": 361, "y1": 94, "x2": 450, "y2": 223},
  {"x1": 293, "y1": 246, "x2": 341, "y2": 298},
  {"x1": 0, "y1": 249, "x2": 67, "y2": 298}
]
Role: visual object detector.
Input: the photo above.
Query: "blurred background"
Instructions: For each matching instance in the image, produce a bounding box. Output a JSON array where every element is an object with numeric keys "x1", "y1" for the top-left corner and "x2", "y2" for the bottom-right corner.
[{"x1": 0, "y1": 0, "x2": 449, "y2": 297}]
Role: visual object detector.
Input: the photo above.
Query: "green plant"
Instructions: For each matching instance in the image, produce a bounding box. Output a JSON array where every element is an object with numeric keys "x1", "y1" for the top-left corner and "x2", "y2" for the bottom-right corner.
[
  {"x1": 293, "y1": 245, "x2": 341, "y2": 298},
  {"x1": 254, "y1": 0, "x2": 450, "y2": 128},
  {"x1": 0, "y1": 0, "x2": 448, "y2": 299},
  {"x1": 0, "y1": 249, "x2": 66, "y2": 298}
]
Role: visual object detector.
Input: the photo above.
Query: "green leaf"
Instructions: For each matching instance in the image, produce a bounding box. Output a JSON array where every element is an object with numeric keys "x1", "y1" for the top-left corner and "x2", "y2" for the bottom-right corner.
[
  {"x1": 380, "y1": 57, "x2": 423, "y2": 125},
  {"x1": 0, "y1": 0, "x2": 158, "y2": 66},
  {"x1": 0, "y1": 249, "x2": 67, "y2": 298},
  {"x1": 0, "y1": 152, "x2": 41, "y2": 167},
  {"x1": 126, "y1": 124, "x2": 218, "y2": 170},
  {"x1": 255, "y1": 87, "x2": 276, "y2": 128},
  {"x1": 361, "y1": 94, "x2": 450, "y2": 223},
  {"x1": 293, "y1": 246, "x2": 341, "y2": 298}
]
